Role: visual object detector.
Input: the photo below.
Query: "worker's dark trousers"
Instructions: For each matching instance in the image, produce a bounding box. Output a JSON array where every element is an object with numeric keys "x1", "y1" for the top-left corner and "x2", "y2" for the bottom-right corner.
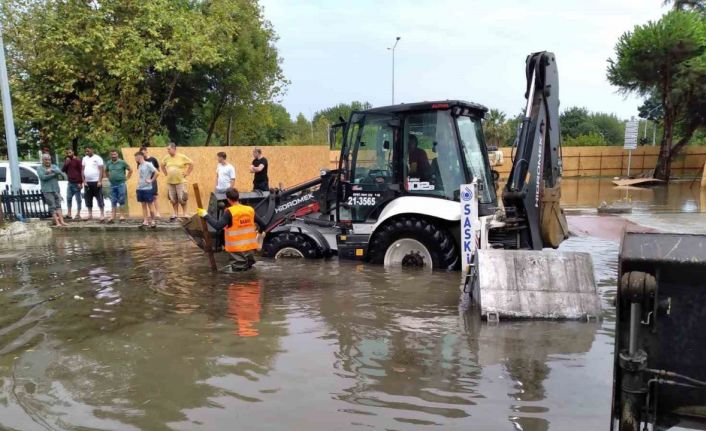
[{"x1": 228, "y1": 251, "x2": 256, "y2": 271}]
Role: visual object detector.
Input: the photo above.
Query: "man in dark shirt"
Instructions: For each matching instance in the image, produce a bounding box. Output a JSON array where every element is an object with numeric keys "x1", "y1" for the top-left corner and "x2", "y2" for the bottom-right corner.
[
  {"x1": 62, "y1": 149, "x2": 83, "y2": 219},
  {"x1": 249, "y1": 147, "x2": 269, "y2": 192},
  {"x1": 407, "y1": 134, "x2": 432, "y2": 180},
  {"x1": 140, "y1": 146, "x2": 161, "y2": 219}
]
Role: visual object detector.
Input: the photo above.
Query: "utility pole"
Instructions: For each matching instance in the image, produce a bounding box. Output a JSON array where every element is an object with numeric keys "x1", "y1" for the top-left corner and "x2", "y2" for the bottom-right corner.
[
  {"x1": 388, "y1": 36, "x2": 400, "y2": 104},
  {"x1": 0, "y1": 26, "x2": 21, "y2": 196}
]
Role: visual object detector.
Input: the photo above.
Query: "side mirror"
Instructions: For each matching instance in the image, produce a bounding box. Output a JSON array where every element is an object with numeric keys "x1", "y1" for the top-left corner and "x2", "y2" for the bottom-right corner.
[
  {"x1": 328, "y1": 128, "x2": 336, "y2": 150},
  {"x1": 383, "y1": 140, "x2": 390, "y2": 150}
]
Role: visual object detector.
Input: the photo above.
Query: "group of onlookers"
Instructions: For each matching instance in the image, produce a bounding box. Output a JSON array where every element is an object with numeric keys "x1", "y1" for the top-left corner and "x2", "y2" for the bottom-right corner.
[{"x1": 36, "y1": 143, "x2": 270, "y2": 227}]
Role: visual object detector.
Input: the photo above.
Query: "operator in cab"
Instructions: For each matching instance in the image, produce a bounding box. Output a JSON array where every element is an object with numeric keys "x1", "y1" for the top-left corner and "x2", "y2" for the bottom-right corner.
[
  {"x1": 197, "y1": 188, "x2": 264, "y2": 272},
  {"x1": 407, "y1": 134, "x2": 432, "y2": 180}
]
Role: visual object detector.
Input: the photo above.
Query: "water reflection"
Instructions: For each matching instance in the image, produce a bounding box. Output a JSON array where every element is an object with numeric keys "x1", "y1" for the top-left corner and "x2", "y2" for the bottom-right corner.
[
  {"x1": 227, "y1": 281, "x2": 262, "y2": 337},
  {"x1": 0, "y1": 231, "x2": 615, "y2": 430},
  {"x1": 561, "y1": 178, "x2": 704, "y2": 213}
]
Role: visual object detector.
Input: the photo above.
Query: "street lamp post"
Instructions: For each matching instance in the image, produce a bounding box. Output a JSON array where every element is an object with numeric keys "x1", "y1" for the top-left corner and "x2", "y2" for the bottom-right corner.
[
  {"x1": 0, "y1": 26, "x2": 21, "y2": 197},
  {"x1": 644, "y1": 105, "x2": 661, "y2": 147},
  {"x1": 388, "y1": 36, "x2": 400, "y2": 104}
]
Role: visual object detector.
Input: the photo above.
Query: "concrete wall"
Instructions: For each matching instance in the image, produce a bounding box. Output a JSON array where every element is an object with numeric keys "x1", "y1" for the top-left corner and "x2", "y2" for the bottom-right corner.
[
  {"x1": 121, "y1": 146, "x2": 330, "y2": 216},
  {"x1": 329, "y1": 146, "x2": 706, "y2": 180}
]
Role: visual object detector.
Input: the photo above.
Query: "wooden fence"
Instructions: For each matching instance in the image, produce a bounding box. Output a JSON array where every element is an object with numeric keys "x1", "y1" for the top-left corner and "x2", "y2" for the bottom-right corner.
[
  {"x1": 0, "y1": 188, "x2": 52, "y2": 221},
  {"x1": 120, "y1": 146, "x2": 331, "y2": 216},
  {"x1": 329, "y1": 146, "x2": 706, "y2": 180}
]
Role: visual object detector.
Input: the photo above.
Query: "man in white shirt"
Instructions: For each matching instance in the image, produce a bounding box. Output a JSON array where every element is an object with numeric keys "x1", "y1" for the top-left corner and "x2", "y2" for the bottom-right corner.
[
  {"x1": 81, "y1": 146, "x2": 106, "y2": 222},
  {"x1": 215, "y1": 152, "x2": 236, "y2": 194}
]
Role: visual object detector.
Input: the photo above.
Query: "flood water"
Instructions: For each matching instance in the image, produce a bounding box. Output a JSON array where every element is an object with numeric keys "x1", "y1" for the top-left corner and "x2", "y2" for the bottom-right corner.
[
  {"x1": 0, "y1": 229, "x2": 620, "y2": 431},
  {"x1": 561, "y1": 178, "x2": 705, "y2": 213}
]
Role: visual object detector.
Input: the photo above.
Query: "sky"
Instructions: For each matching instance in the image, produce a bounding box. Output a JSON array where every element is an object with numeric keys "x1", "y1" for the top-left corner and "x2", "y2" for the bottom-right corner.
[{"x1": 259, "y1": 0, "x2": 667, "y2": 121}]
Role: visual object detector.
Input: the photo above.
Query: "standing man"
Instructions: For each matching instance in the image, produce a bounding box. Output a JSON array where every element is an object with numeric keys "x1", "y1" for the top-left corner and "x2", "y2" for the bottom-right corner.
[
  {"x1": 82, "y1": 146, "x2": 105, "y2": 222},
  {"x1": 62, "y1": 149, "x2": 83, "y2": 219},
  {"x1": 197, "y1": 187, "x2": 263, "y2": 271},
  {"x1": 140, "y1": 146, "x2": 161, "y2": 219},
  {"x1": 134, "y1": 151, "x2": 159, "y2": 228},
  {"x1": 249, "y1": 148, "x2": 269, "y2": 192},
  {"x1": 215, "y1": 151, "x2": 236, "y2": 194},
  {"x1": 38, "y1": 154, "x2": 68, "y2": 227},
  {"x1": 161, "y1": 143, "x2": 193, "y2": 221},
  {"x1": 105, "y1": 150, "x2": 132, "y2": 223}
]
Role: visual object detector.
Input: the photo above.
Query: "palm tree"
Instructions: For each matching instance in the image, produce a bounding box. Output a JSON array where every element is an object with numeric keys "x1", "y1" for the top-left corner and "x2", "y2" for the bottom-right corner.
[{"x1": 483, "y1": 109, "x2": 511, "y2": 148}]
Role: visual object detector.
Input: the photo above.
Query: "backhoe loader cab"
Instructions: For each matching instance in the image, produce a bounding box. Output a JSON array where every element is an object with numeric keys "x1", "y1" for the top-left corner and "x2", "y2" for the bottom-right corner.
[
  {"x1": 338, "y1": 101, "x2": 497, "y2": 221},
  {"x1": 319, "y1": 101, "x2": 499, "y2": 269}
]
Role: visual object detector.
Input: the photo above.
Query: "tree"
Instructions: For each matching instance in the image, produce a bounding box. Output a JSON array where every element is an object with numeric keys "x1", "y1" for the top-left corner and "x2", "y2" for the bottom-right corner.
[
  {"x1": 607, "y1": 10, "x2": 706, "y2": 180},
  {"x1": 201, "y1": 0, "x2": 285, "y2": 146},
  {"x1": 560, "y1": 107, "x2": 598, "y2": 139},
  {"x1": 313, "y1": 101, "x2": 372, "y2": 125},
  {"x1": 0, "y1": 0, "x2": 286, "y2": 155},
  {"x1": 483, "y1": 109, "x2": 511, "y2": 147},
  {"x1": 293, "y1": 113, "x2": 312, "y2": 144},
  {"x1": 664, "y1": 0, "x2": 706, "y2": 12}
]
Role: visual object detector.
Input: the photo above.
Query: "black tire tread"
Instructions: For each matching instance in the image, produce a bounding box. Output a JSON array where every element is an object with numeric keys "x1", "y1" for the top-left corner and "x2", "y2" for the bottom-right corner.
[
  {"x1": 368, "y1": 216, "x2": 459, "y2": 270},
  {"x1": 262, "y1": 232, "x2": 321, "y2": 259}
]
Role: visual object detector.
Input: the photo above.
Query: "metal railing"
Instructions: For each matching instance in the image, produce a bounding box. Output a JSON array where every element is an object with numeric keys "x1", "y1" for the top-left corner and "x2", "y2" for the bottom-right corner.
[{"x1": 0, "y1": 187, "x2": 52, "y2": 221}]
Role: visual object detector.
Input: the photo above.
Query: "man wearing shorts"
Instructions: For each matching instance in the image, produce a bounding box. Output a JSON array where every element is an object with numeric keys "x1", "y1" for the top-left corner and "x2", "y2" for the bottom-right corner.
[
  {"x1": 38, "y1": 154, "x2": 68, "y2": 227},
  {"x1": 161, "y1": 143, "x2": 193, "y2": 221},
  {"x1": 140, "y1": 146, "x2": 161, "y2": 219},
  {"x1": 135, "y1": 151, "x2": 159, "y2": 228},
  {"x1": 82, "y1": 146, "x2": 105, "y2": 222},
  {"x1": 105, "y1": 150, "x2": 132, "y2": 223}
]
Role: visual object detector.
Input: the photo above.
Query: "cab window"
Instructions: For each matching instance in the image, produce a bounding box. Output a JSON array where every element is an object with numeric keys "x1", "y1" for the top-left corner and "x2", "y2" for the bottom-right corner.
[
  {"x1": 403, "y1": 110, "x2": 465, "y2": 200},
  {"x1": 351, "y1": 114, "x2": 397, "y2": 187},
  {"x1": 456, "y1": 116, "x2": 494, "y2": 204}
]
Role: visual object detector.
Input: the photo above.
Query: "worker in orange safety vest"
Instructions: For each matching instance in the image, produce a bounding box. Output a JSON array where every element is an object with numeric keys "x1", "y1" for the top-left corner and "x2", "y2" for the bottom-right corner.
[{"x1": 197, "y1": 187, "x2": 264, "y2": 271}]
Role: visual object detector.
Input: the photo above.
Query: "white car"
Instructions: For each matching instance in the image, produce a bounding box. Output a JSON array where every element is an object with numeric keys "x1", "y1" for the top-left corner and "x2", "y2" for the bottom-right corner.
[
  {"x1": 0, "y1": 161, "x2": 68, "y2": 198},
  {"x1": 0, "y1": 160, "x2": 113, "y2": 216}
]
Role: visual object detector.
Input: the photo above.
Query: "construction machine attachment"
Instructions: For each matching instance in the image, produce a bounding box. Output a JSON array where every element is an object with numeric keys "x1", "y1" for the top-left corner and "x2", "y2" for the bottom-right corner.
[
  {"x1": 611, "y1": 232, "x2": 706, "y2": 431},
  {"x1": 464, "y1": 52, "x2": 599, "y2": 320},
  {"x1": 470, "y1": 249, "x2": 600, "y2": 320}
]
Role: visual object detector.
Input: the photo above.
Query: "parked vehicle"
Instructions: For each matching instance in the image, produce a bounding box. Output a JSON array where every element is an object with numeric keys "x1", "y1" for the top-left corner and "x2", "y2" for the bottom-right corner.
[{"x1": 0, "y1": 161, "x2": 68, "y2": 208}]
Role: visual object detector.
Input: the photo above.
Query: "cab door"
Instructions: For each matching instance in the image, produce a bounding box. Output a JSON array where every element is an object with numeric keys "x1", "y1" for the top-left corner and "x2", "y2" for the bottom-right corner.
[{"x1": 346, "y1": 113, "x2": 401, "y2": 223}]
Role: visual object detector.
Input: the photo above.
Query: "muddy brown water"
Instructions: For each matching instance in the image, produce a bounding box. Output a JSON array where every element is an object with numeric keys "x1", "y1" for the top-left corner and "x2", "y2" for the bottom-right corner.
[
  {"x1": 561, "y1": 178, "x2": 705, "y2": 213},
  {"x1": 0, "y1": 231, "x2": 618, "y2": 431},
  {"x1": 0, "y1": 180, "x2": 700, "y2": 431}
]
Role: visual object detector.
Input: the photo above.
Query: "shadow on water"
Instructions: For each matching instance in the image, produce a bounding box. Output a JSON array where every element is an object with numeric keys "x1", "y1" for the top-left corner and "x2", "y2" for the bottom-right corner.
[{"x1": 0, "y1": 230, "x2": 620, "y2": 430}]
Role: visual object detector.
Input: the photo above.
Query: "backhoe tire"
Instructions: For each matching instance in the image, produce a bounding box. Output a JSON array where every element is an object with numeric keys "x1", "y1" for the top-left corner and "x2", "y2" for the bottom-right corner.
[
  {"x1": 368, "y1": 216, "x2": 459, "y2": 271},
  {"x1": 262, "y1": 232, "x2": 321, "y2": 259}
]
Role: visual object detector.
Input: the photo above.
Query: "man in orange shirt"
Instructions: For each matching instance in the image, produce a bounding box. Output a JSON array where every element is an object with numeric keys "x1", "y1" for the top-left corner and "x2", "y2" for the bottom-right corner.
[{"x1": 197, "y1": 188, "x2": 264, "y2": 271}]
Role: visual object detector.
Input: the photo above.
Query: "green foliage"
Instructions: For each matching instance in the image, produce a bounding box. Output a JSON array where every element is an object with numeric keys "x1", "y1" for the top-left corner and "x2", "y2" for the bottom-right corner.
[
  {"x1": 483, "y1": 109, "x2": 512, "y2": 148},
  {"x1": 0, "y1": 0, "x2": 285, "y2": 156},
  {"x1": 313, "y1": 101, "x2": 372, "y2": 125},
  {"x1": 563, "y1": 132, "x2": 607, "y2": 147},
  {"x1": 607, "y1": 9, "x2": 706, "y2": 179}
]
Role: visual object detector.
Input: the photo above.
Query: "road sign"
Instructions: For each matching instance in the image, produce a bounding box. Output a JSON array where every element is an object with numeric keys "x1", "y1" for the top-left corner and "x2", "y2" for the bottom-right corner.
[
  {"x1": 624, "y1": 120, "x2": 639, "y2": 150},
  {"x1": 624, "y1": 120, "x2": 640, "y2": 176}
]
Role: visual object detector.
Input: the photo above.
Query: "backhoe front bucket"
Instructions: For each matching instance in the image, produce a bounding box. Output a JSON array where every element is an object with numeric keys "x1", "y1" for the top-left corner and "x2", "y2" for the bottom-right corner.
[{"x1": 474, "y1": 249, "x2": 600, "y2": 319}]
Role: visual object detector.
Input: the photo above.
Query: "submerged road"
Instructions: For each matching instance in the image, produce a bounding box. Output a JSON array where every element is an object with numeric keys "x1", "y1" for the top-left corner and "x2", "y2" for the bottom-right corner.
[{"x1": 0, "y1": 228, "x2": 621, "y2": 431}]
